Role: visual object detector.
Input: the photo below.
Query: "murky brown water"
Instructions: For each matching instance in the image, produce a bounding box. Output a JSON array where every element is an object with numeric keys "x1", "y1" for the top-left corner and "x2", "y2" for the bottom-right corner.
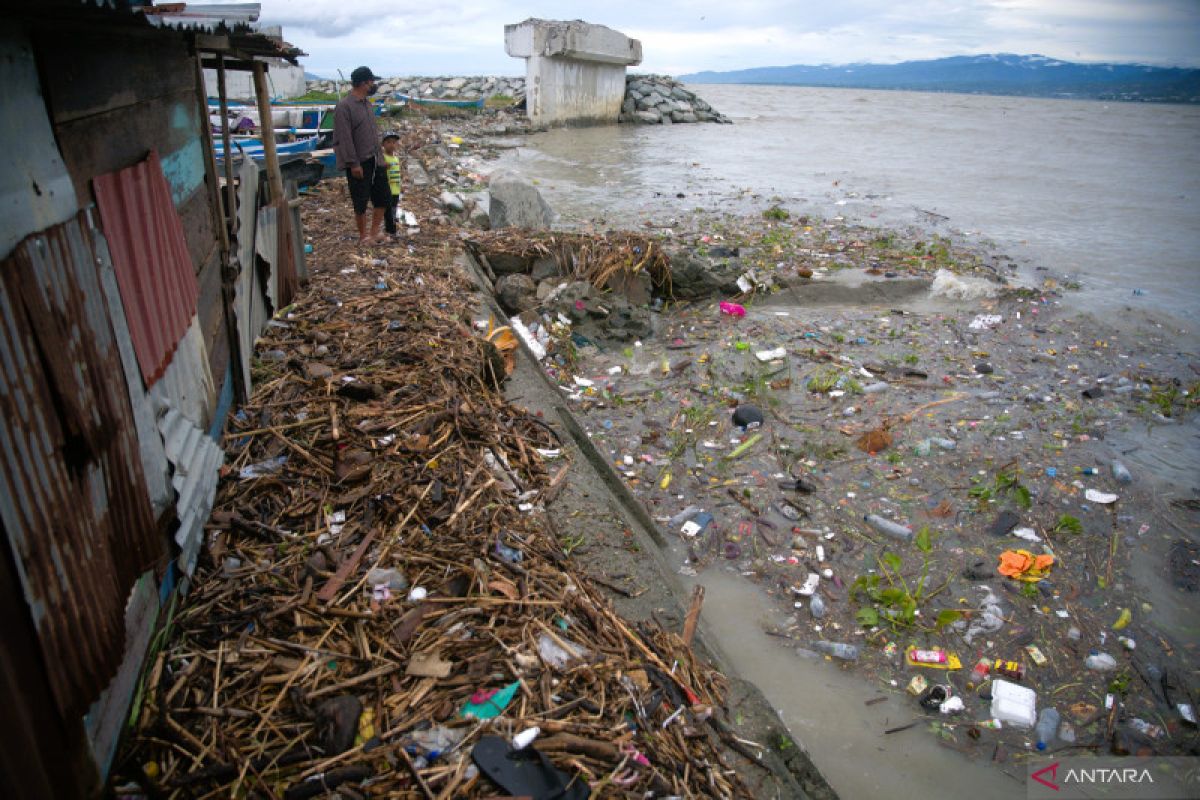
[
  {"x1": 489, "y1": 88, "x2": 1200, "y2": 797},
  {"x1": 496, "y1": 84, "x2": 1200, "y2": 331}
]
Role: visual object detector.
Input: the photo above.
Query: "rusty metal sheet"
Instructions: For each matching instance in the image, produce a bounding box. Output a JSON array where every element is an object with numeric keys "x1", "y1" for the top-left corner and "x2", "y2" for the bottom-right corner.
[
  {"x1": 93, "y1": 150, "x2": 200, "y2": 387},
  {"x1": 0, "y1": 211, "x2": 161, "y2": 718}
]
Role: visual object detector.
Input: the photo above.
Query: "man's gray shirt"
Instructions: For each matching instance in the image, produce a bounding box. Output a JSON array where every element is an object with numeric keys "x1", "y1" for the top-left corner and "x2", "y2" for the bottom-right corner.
[{"x1": 332, "y1": 95, "x2": 381, "y2": 170}]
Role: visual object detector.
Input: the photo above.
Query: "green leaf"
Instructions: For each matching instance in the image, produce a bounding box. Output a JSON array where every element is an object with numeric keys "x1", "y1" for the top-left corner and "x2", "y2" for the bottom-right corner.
[
  {"x1": 1013, "y1": 485, "x2": 1032, "y2": 509},
  {"x1": 879, "y1": 587, "x2": 906, "y2": 605},
  {"x1": 880, "y1": 552, "x2": 902, "y2": 573},
  {"x1": 856, "y1": 607, "x2": 880, "y2": 627},
  {"x1": 1054, "y1": 514, "x2": 1083, "y2": 534},
  {"x1": 934, "y1": 609, "x2": 963, "y2": 630},
  {"x1": 915, "y1": 526, "x2": 932, "y2": 554},
  {"x1": 899, "y1": 597, "x2": 918, "y2": 623}
]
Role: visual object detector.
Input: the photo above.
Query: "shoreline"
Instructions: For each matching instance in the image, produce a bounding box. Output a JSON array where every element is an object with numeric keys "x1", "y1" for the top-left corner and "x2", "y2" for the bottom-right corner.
[{"x1": 440, "y1": 111, "x2": 1200, "y2": 793}]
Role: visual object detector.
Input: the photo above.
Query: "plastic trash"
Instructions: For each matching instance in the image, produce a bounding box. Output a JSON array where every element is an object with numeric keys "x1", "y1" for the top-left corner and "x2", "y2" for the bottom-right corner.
[
  {"x1": 537, "y1": 632, "x2": 590, "y2": 670},
  {"x1": 1085, "y1": 652, "x2": 1117, "y2": 671},
  {"x1": 460, "y1": 681, "x2": 520, "y2": 720},
  {"x1": 366, "y1": 567, "x2": 408, "y2": 592},
  {"x1": 512, "y1": 726, "x2": 541, "y2": 750},
  {"x1": 939, "y1": 696, "x2": 965, "y2": 715},
  {"x1": 862, "y1": 381, "x2": 890, "y2": 394},
  {"x1": 931, "y1": 437, "x2": 957, "y2": 450},
  {"x1": 912, "y1": 439, "x2": 932, "y2": 457},
  {"x1": 731, "y1": 404, "x2": 764, "y2": 429},
  {"x1": 863, "y1": 514, "x2": 913, "y2": 543},
  {"x1": 1035, "y1": 707, "x2": 1060, "y2": 750},
  {"x1": 967, "y1": 658, "x2": 991, "y2": 689},
  {"x1": 990, "y1": 678, "x2": 1037, "y2": 728},
  {"x1": 1084, "y1": 489, "x2": 1118, "y2": 504},
  {"x1": 809, "y1": 594, "x2": 826, "y2": 618},
  {"x1": 680, "y1": 511, "x2": 714, "y2": 537},
  {"x1": 755, "y1": 347, "x2": 786, "y2": 362},
  {"x1": 812, "y1": 641, "x2": 859, "y2": 661},
  {"x1": 1058, "y1": 721, "x2": 1076, "y2": 743},
  {"x1": 239, "y1": 455, "x2": 288, "y2": 480},
  {"x1": 718, "y1": 301, "x2": 746, "y2": 318},
  {"x1": 1112, "y1": 461, "x2": 1133, "y2": 484}
]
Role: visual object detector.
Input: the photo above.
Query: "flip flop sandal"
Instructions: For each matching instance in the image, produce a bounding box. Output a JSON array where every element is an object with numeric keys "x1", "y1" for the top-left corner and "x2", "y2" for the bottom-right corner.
[{"x1": 472, "y1": 736, "x2": 590, "y2": 800}]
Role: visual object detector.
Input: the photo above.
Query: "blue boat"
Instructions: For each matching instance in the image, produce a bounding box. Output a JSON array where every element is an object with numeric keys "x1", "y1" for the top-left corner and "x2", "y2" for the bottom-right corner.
[{"x1": 214, "y1": 136, "x2": 319, "y2": 163}]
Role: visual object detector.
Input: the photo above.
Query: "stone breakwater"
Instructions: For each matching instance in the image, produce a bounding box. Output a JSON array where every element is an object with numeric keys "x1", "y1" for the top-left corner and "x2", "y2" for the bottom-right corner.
[
  {"x1": 621, "y1": 74, "x2": 731, "y2": 124},
  {"x1": 306, "y1": 75, "x2": 527, "y2": 103},
  {"x1": 304, "y1": 74, "x2": 728, "y2": 125}
]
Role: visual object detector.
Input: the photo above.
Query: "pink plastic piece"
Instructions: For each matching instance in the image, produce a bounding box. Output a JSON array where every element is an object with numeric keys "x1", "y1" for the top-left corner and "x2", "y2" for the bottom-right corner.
[{"x1": 719, "y1": 301, "x2": 746, "y2": 318}]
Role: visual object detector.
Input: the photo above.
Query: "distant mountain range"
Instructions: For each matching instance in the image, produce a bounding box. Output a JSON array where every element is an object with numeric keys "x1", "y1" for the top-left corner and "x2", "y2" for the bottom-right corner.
[{"x1": 678, "y1": 54, "x2": 1200, "y2": 103}]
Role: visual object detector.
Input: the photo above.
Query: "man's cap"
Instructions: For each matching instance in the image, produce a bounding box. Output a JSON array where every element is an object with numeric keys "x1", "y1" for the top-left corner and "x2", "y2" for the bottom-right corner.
[
  {"x1": 382, "y1": 131, "x2": 400, "y2": 141},
  {"x1": 350, "y1": 66, "x2": 381, "y2": 85}
]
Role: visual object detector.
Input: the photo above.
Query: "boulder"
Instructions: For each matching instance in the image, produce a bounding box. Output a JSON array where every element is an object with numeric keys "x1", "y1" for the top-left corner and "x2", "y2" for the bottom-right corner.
[
  {"x1": 666, "y1": 248, "x2": 746, "y2": 299},
  {"x1": 439, "y1": 191, "x2": 465, "y2": 213},
  {"x1": 670, "y1": 86, "x2": 692, "y2": 101},
  {"x1": 531, "y1": 256, "x2": 561, "y2": 281},
  {"x1": 488, "y1": 171, "x2": 554, "y2": 230},
  {"x1": 621, "y1": 97, "x2": 636, "y2": 115},
  {"x1": 494, "y1": 273, "x2": 538, "y2": 314},
  {"x1": 633, "y1": 109, "x2": 661, "y2": 124},
  {"x1": 467, "y1": 193, "x2": 490, "y2": 229},
  {"x1": 670, "y1": 111, "x2": 698, "y2": 124}
]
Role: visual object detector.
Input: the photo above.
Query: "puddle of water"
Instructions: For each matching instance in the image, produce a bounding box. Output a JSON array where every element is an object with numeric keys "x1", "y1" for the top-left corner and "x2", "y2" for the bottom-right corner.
[{"x1": 680, "y1": 566, "x2": 1025, "y2": 799}]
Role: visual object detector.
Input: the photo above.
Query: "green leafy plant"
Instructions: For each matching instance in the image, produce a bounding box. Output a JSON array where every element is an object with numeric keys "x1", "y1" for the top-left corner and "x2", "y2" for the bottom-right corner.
[
  {"x1": 763, "y1": 205, "x2": 789, "y2": 221},
  {"x1": 968, "y1": 465, "x2": 1031, "y2": 510},
  {"x1": 1053, "y1": 514, "x2": 1083, "y2": 534},
  {"x1": 850, "y1": 527, "x2": 953, "y2": 631}
]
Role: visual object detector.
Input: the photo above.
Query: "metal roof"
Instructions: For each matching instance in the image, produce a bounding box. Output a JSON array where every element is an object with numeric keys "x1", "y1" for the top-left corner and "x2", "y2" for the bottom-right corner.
[
  {"x1": 0, "y1": 211, "x2": 162, "y2": 718},
  {"x1": 158, "y1": 405, "x2": 223, "y2": 574},
  {"x1": 93, "y1": 150, "x2": 200, "y2": 388}
]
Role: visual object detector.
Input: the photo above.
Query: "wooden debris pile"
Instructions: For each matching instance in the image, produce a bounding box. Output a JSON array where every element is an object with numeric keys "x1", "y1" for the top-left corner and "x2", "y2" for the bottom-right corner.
[
  {"x1": 112, "y1": 182, "x2": 753, "y2": 799},
  {"x1": 465, "y1": 229, "x2": 673, "y2": 297}
]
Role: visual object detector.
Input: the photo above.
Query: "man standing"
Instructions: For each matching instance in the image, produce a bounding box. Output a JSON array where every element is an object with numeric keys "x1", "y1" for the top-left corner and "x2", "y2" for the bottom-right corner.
[{"x1": 333, "y1": 66, "x2": 389, "y2": 244}]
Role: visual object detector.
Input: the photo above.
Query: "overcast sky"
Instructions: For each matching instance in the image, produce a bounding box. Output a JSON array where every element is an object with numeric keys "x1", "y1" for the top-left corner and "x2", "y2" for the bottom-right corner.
[{"x1": 259, "y1": 0, "x2": 1200, "y2": 78}]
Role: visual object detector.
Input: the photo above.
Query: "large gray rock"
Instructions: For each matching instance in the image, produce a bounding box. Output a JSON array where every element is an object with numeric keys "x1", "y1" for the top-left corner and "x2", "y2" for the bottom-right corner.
[
  {"x1": 494, "y1": 273, "x2": 538, "y2": 314},
  {"x1": 633, "y1": 109, "x2": 661, "y2": 124},
  {"x1": 666, "y1": 247, "x2": 746, "y2": 299},
  {"x1": 488, "y1": 171, "x2": 554, "y2": 230},
  {"x1": 439, "y1": 191, "x2": 465, "y2": 213}
]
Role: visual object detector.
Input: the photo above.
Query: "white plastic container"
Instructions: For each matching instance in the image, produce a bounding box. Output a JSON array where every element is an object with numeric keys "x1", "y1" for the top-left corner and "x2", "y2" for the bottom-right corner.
[{"x1": 991, "y1": 678, "x2": 1037, "y2": 728}]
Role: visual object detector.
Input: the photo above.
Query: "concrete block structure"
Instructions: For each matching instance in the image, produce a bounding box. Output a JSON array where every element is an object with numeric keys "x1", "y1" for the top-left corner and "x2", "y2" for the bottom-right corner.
[{"x1": 505, "y1": 18, "x2": 642, "y2": 127}]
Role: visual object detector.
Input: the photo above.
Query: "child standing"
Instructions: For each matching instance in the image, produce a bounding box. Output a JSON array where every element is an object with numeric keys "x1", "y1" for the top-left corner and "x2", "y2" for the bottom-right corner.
[{"x1": 381, "y1": 132, "x2": 402, "y2": 238}]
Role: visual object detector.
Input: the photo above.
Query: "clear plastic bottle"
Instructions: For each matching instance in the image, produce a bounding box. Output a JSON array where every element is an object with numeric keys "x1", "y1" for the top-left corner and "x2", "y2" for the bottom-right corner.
[
  {"x1": 813, "y1": 641, "x2": 859, "y2": 661},
  {"x1": 1035, "y1": 707, "x2": 1060, "y2": 750},
  {"x1": 809, "y1": 594, "x2": 826, "y2": 619},
  {"x1": 1112, "y1": 461, "x2": 1133, "y2": 484},
  {"x1": 863, "y1": 514, "x2": 914, "y2": 543}
]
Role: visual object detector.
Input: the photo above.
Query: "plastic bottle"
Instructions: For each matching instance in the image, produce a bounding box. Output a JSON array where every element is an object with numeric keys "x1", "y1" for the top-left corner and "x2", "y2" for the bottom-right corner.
[
  {"x1": 863, "y1": 514, "x2": 914, "y2": 543},
  {"x1": 1112, "y1": 461, "x2": 1133, "y2": 484},
  {"x1": 967, "y1": 658, "x2": 992, "y2": 689},
  {"x1": 1084, "y1": 652, "x2": 1117, "y2": 671},
  {"x1": 1058, "y1": 721, "x2": 1076, "y2": 743},
  {"x1": 809, "y1": 594, "x2": 826, "y2": 619},
  {"x1": 931, "y1": 437, "x2": 957, "y2": 451},
  {"x1": 863, "y1": 381, "x2": 890, "y2": 394},
  {"x1": 813, "y1": 641, "x2": 859, "y2": 661},
  {"x1": 1035, "y1": 707, "x2": 1060, "y2": 750}
]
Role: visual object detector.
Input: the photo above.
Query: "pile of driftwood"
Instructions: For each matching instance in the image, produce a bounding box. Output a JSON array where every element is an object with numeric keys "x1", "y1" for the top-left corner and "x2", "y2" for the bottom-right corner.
[
  {"x1": 465, "y1": 229, "x2": 673, "y2": 298},
  {"x1": 114, "y1": 181, "x2": 753, "y2": 798}
]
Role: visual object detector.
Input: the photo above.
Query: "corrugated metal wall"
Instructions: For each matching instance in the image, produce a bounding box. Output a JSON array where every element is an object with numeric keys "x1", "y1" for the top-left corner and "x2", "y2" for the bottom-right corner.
[
  {"x1": 93, "y1": 150, "x2": 200, "y2": 387},
  {"x1": 0, "y1": 210, "x2": 163, "y2": 719}
]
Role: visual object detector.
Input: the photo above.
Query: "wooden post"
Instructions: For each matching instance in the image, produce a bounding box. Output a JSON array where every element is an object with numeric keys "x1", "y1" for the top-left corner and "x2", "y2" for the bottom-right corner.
[
  {"x1": 213, "y1": 54, "x2": 248, "y2": 407},
  {"x1": 251, "y1": 60, "x2": 298, "y2": 305},
  {"x1": 198, "y1": 52, "x2": 247, "y2": 405},
  {"x1": 681, "y1": 585, "x2": 705, "y2": 648},
  {"x1": 251, "y1": 61, "x2": 284, "y2": 206}
]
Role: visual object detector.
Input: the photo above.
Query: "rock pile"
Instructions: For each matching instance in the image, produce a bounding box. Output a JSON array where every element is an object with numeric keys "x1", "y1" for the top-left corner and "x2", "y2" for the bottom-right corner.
[
  {"x1": 305, "y1": 75, "x2": 526, "y2": 104},
  {"x1": 621, "y1": 74, "x2": 731, "y2": 125}
]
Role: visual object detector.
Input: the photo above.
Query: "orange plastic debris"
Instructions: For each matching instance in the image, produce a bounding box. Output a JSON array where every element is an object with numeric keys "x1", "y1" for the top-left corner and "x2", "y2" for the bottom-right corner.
[{"x1": 997, "y1": 549, "x2": 1055, "y2": 582}]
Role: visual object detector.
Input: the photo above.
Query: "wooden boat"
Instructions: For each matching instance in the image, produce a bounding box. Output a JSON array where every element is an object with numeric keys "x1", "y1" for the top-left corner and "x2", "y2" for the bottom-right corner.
[
  {"x1": 394, "y1": 92, "x2": 484, "y2": 109},
  {"x1": 213, "y1": 135, "x2": 319, "y2": 163}
]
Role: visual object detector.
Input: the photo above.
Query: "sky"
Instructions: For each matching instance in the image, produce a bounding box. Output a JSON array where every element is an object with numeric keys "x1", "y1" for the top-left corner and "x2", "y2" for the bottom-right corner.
[{"x1": 258, "y1": 0, "x2": 1200, "y2": 78}]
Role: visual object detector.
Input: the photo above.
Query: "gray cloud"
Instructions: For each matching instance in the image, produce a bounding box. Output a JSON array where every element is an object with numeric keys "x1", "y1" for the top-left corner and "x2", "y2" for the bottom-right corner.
[{"x1": 257, "y1": 0, "x2": 1200, "y2": 76}]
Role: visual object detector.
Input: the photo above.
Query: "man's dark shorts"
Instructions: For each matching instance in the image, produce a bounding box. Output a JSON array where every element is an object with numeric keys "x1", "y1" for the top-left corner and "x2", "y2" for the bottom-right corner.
[{"x1": 345, "y1": 157, "x2": 390, "y2": 215}]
